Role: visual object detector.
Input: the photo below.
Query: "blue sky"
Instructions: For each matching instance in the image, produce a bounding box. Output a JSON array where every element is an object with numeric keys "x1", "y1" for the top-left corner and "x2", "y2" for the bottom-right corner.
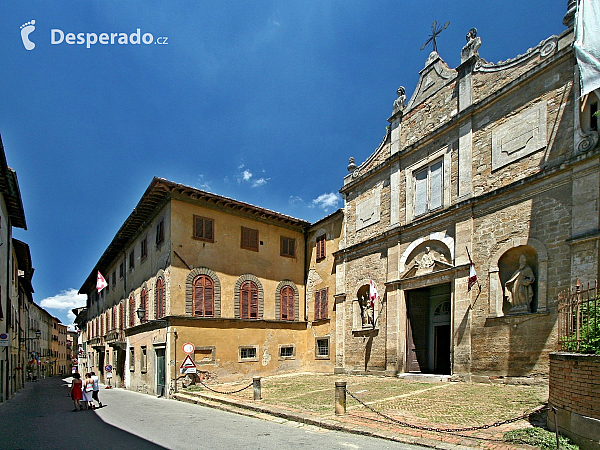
[{"x1": 0, "y1": 1, "x2": 567, "y2": 326}]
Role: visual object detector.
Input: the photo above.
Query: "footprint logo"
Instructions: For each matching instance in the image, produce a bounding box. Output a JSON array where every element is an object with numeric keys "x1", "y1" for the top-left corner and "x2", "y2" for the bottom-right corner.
[{"x1": 20, "y1": 20, "x2": 36, "y2": 50}]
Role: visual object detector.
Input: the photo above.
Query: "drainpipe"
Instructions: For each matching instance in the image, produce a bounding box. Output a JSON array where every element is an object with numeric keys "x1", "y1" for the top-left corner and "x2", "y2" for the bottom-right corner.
[{"x1": 304, "y1": 229, "x2": 308, "y2": 322}]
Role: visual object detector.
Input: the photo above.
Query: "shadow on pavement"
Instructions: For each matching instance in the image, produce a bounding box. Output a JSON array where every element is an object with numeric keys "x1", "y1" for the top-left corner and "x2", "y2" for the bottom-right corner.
[{"x1": 0, "y1": 377, "x2": 166, "y2": 449}]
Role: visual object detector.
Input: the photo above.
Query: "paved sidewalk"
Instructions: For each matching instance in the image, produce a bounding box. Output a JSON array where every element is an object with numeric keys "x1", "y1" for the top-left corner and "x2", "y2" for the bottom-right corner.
[{"x1": 174, "y1": 373, "x2": 548, "y2": 450}]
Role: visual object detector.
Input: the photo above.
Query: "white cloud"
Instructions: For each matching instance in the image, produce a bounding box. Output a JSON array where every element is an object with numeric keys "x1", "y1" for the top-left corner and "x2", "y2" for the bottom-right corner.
[
  {"x1": 252, "y1": 177, "x2": 268, "y2": 188},
  {"x1": 197, "y1": 174, "x2": 211, "y2": 191},
  {"x1": 242, "y1": 169, "x2": 253, "y2": 181},
  {"x1": 40, "y1": 289, "x2": 87, "y2": 311},
  {"x1": 288, "y1": 195, "x2": 304, "y2": 206},
  {"x1": 311, "y1": 192, "x2": 341, "y2": 211},
  {"x1": 238, "y1": 164, "x2": 245, "y2": 169}
]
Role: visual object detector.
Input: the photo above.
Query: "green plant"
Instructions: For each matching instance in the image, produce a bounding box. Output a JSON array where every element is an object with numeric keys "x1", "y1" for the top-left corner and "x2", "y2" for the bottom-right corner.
[
  {"x1": 561, "y1": 301, "x2": 600, "y2": 354},
  {"x1": 503, "y1": 428, "x2": 578, "y2": 450}
]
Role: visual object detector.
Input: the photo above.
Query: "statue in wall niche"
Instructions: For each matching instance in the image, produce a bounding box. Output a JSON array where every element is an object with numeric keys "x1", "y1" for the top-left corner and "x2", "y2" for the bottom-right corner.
[
  {"x1": 358, "y1": 290, "x2": 374, "y2": 327},
  {"x1": 504, "y1": 254, "x2": 535, "y2": 313},
  {"x1": 393, "y1": 86, "x2": 406, "y2": 114}
]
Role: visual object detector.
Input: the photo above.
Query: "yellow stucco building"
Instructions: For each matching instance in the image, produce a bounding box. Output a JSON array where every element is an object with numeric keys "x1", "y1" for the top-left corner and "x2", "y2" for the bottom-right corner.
[{"x1": 78, "y1": 178, "x2": 341, "y2": 396}]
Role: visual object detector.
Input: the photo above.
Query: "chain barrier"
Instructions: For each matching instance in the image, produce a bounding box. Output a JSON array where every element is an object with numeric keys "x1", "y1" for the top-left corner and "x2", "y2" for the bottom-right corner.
[
  {"x1": 197, "y1": 379, "x2": 254, "y2": 395},
  {"x1": 345, "y1": 388, "x2": 547, "y2": 435}
]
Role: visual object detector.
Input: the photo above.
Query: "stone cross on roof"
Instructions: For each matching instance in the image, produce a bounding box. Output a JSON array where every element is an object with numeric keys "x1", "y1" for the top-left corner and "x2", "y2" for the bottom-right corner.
[{"x1": 420, "y1": 20, "x2": 450, "y2": 53}]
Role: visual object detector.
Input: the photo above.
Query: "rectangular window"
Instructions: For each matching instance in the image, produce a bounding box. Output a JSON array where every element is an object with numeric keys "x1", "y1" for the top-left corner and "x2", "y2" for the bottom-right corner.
[
  {"x1": 112, "y1": 270, "x2": 116, "y2": 287},
  {"x1": 194, "y1": 347, "x2": 216, "y2": 364},
  {"x1": 414, "y1": 159, "x2": 443, "y2": 217},
  {"x1": 156, "y1": 219, "x2": 164, "y2": 246},
  {"x1": 316, "y1": 337, "x2": 330, "y2": 359},
  {"x1": 280, "y1": 237, "x2": 296, "y2": 257},
  {"x1": 141, "y1": 346, "x2": 147, "y2": 372},
  {"x1": 279, "y1": 345, "x2": 295, "y2": 359},
  {"x1": 316, "y1": 234, "x2": 326, "y2": 261},
  {"x1": 129, "y1": 250, "x2": 135, "y2": 270},
  {"x1": 141, "y1": 237, "x2": 148, "y2": 261},
  {"x1": 239, "y1": 346, "x2": 258, "y2": 361},
  {"x1": 241, "y1": 227, "x2": 259, "y2": 251},
  {"x1": 194, "y1": 215, "x2": 214, "y2": 242},
  {"x1": 315, "y1": 288, "x2": 328, "y2": 320},
  {"x1": 119, "y1": 261, "x2": 124, "y2": 280},
  {"x1": 129, "y1": 347, "x2": 135, "y2": 371}
]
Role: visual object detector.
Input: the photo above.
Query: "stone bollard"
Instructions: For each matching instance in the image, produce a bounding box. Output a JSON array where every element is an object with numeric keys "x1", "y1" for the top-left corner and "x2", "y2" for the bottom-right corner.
[
  {"x1": 335, "y1": 381, "x2": 346, "y2": 415},
  {"x1": 253, "y1": 376, "x2": 262, "y2": 401}
]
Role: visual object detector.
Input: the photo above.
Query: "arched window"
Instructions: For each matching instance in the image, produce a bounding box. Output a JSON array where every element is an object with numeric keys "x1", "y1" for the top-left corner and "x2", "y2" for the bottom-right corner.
[
  {"x1": 129, "y1": 296, "x2": 135, "y2": 327},
  {"x1": 280, "y1": 286, "x2": 295, "y2": 321},
  {"x1": 156, "y1": 278, "x2": 165, "y2": 319},
  {"x1": 240, "y1": 281, "x2": 258, "y2": 319},
  {"x1": 193, "y1": 275, "x2": 214, "y2": 317},
  {"x1": 140, "y1": 289, "x2": 148, "y2": 323}
]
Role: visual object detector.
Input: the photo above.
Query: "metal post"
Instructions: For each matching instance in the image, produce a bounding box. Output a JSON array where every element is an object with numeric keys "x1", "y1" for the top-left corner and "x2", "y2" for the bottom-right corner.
[
  {"x1": 253, "y1": 376, "x2": 262, "y2": 401},
  {"x1": 553, "y1": 406, "x2": 560, "y2": 450},
  {"x1": 335, "y1": 381, "x2": 346, "y2": 415}
]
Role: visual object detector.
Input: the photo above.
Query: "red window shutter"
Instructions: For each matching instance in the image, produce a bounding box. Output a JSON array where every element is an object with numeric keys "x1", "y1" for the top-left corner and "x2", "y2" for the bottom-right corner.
[
  {"x1": 141, "y1": 289, "x2": 147, "y2": 323},
  {"x1": 195, "y1": 217, "x2": 204, "y2": 239},
  {"x1": 204, "y1": 283, "x2": 214, "y2": 316},
  {"x1": 321, "y1": 288, "x2": 328, "y2": 319},
  {"x1": 205, "y1": 219, "x2": 213, "y2": 241},
  {"x1": 193, "y1": 276, "x2": 214, "y2": 317},
  {"x1": 129, "y1": 297, "x2": 135, "y2": 327},
  {"x1": 250, "y1": 289, "x2": 258, "y2": 318},
  {"x1": 281, "y1": 286, "x2": 294, "y2": 320},
  {"x1": 120, "y1": 303, "x2": 124, "y2": 330},
  {"x1": 315, "y1": 290, "x2": 321, "y2": 320},
  {"x1": 157, "y1": 278, "x2": 165, "y2": 318}
]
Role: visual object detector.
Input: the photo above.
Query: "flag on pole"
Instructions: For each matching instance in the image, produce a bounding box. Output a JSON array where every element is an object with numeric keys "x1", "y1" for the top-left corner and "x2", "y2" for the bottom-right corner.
[
  {"x1": 369, "y1": 279, "x2": 378, "y2": 308},
  {"x1": 466, "y1": 247, "x2": 478, "y2": 292},
  {"x1": 96, "y1": 271, "x2": 108, "y2": 292}
]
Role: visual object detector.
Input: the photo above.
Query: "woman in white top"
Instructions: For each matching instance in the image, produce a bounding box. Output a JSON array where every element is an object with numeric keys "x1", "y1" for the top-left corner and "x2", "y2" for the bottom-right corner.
[{"x1": 82, "y1": 373, "x2": 94, "y2": 409}]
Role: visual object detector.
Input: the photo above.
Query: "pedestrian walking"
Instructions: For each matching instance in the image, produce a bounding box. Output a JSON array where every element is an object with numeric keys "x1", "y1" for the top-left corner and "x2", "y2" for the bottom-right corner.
[
  {"x1": 91, "y1": 371, "x2": 102, "y2": 408},
  {"x1": 82, "y1": 373, "x2": 94, "y2": 410},
  {"x1": 69, "y1": 372, "x2": 83, "y2": 412}
]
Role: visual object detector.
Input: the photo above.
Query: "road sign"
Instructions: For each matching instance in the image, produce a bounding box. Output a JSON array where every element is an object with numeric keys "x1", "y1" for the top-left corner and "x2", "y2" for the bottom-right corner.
[
  {"x1": 182, "y1": 342, "x2": 195, "y2": 354},
  {"x1": 0, "y1": 333, "x2": 9, "y2": 347},
  {"x1": 105, "y1": 364, "x2": 113, "y2": 372},
  {"x1": 179, "y1": 354, "x2": 196, "y2": 369},
  {"x1": 180, "y1": 367, "x2": 197, "y2": 374}
]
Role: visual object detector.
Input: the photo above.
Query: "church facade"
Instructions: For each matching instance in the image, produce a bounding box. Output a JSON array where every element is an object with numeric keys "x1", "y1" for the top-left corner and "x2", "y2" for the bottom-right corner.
[{"x1": 332, "y1": 12, "x2": 599, "y2": 381}]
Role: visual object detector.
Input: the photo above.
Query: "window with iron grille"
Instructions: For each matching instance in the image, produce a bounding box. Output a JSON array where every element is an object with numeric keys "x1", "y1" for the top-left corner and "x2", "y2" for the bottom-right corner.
[
  {"x1": 241, "y1": 226, "x2": 259, "y2": 252},
  {"x1": 240, "y1": 280, "x2": 259, "y2": 319},
  {"x1": 194, "y1": 215, "x2": 214, "y2": 242},
  {"x1": 280, "y1": 236, "x2": 295, "y2": 257},
  {"x1": 156, "y1": 219, "x2": 164, "y2": 246},
  {"x1": 140, "y1": 289, "x2": 148, "y2": 323},
  {"x1": 129, "y1": 250, "x2": 135, "y2": 270},
  {"x1": 316, "y1": 234, "x2": 326, "y2": 261},
  {"x1": 279, "y1": 345, "x2": 294, "y2": 358},
  {"x1": 129, "y1": 296, "x2": 135, "y2": 327},
  {"x1": 193, "y1": 275, "x2": 214, "y2": 317},
  {"x1": 141, "y1": 237, "x2": 148, "y2": 261},
  {"x1": 315, "y1": 288, "x2": 328, "y2": 320},
  {"x1": 156, "y1": 278, "x2": 165, "y2": 319},
  {"x1": 239, "y1": 346, "x2": 257, "y2": 361},
  {"x1": 280, "y1": 286, "x2": 295, "y2": 321},
  {"x1": 316, "y1": 337, "x2": 330, "y2": 359}
]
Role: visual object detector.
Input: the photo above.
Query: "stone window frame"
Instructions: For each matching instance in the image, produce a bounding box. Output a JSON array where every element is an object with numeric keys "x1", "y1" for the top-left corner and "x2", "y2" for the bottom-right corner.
[
  {"x1": 315, "y1": 336, "x2": 330, "y2": 359},
  {"x1": 487, "y1": 237, "x2": 548, "y2": 318},
  {"x1": 185, "y1": 267, "x2": 221, "y2": 318},
  {"x1": 129, "y1": 346, "x2": 135, "y2": 371},
  {"x1": 404, "y1": 146, "x2": 452, "y2": 223},
  {"x1": 194, "y1": 346, "x2": 216, "y2": 365},
  {"x1": 238, "y1": 345, "x2": 259, "y2": 362},
  {"x1": 154, "y1": 270, "x2": 166, "y2": 319},
  {"x1": 275, "y1": 280, "x2": 299, "y2": 322},
  {"x1": 234, "y1": 274, "x2": 264, "y2": 319},
  {"x1": 141, "y1": 346, "x2": 148, "y2": 373},
  {"x1": 278, "y1": 344, "x2": 296, "y2": 360}
]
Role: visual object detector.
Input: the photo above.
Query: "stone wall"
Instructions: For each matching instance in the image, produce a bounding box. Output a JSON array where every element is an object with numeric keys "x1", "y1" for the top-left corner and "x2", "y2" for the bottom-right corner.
[{"x1": 548, "y1": 352, "x2": 600, "y2": 449}]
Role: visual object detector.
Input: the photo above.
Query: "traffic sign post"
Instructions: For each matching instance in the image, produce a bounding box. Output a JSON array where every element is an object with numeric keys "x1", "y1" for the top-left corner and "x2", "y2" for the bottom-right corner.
[
  {"x1": 105, "y1": 364, "x2": 113, "y2": 389},
  {"x1": 179, "y1": 354, "x2": 196, "y2": 374}
]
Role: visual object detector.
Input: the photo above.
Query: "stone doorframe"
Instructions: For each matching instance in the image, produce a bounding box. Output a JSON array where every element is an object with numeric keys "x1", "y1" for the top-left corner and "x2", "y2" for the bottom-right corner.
[{"x1": 487, "y1": 237, "x2": 548, "y2": 317}]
